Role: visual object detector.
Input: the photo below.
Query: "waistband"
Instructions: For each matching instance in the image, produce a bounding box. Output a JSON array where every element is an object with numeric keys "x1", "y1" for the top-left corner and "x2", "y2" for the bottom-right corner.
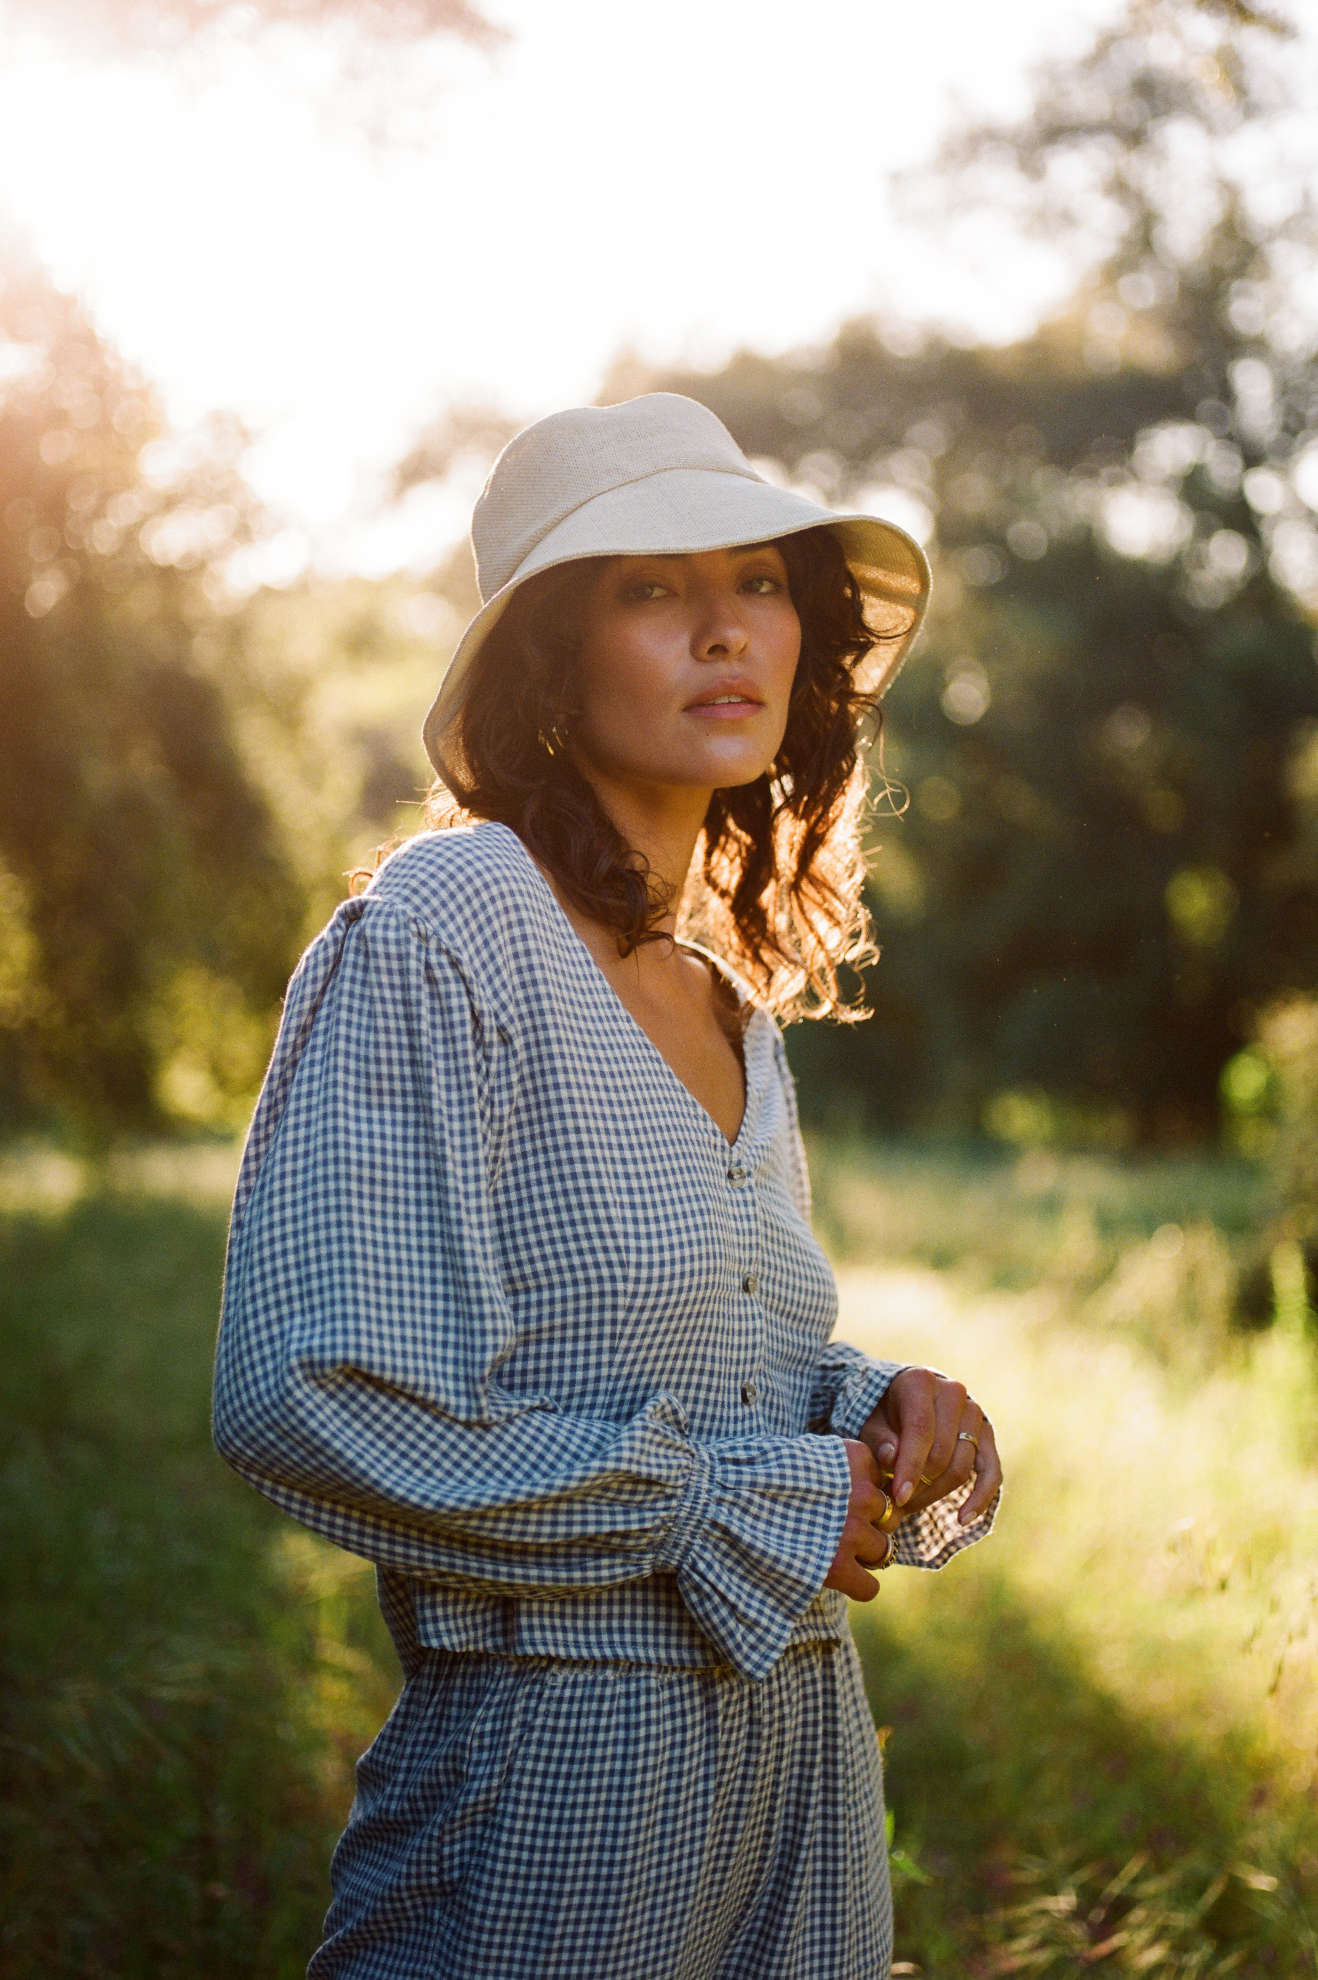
[{"x1": 376, "y1": 1570, "x2": 849, "y2": 1679}]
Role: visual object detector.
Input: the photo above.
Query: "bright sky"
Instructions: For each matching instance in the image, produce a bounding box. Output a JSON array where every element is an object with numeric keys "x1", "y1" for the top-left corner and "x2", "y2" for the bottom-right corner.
[{"x1": 0, "y1": 0, "x2": 1272, "y2": 581}]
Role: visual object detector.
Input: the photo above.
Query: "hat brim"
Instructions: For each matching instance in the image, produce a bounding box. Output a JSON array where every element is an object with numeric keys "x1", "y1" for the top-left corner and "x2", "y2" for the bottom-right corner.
[{"x1": 422, "y1": 465, "x2": 930, "y2": 777}]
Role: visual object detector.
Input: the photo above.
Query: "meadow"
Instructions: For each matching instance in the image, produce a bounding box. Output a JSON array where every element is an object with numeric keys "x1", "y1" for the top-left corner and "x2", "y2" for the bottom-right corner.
[{"x1": 1, "y1": 1137, "x2": 1314, "y2": 1978}]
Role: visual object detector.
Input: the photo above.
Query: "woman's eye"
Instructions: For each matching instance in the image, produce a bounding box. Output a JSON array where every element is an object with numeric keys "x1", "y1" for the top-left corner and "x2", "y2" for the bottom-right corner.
[
  {"x1": 622, "y1": 579, "x2": 668, "y2": 602},
  {"x1": 743, "y1": 573, "x2": 784, "y2": 594}
]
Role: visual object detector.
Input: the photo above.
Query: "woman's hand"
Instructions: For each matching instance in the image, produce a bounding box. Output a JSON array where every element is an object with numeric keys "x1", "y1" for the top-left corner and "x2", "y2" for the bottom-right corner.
[
  {"x1": 858, "y1": 1367, "x2": 1001, "y2": 1527},
  {"x1": 823, "y1": 1439, "x2": 902, "y2": 1603}
]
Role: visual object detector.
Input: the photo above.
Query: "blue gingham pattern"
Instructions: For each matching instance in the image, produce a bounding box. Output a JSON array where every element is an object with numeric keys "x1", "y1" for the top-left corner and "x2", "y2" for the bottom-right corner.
[
  {"x1": 309, "y1": 1640, "x2": 890, "y2": 1979},
  {"x1": 215, "y1": 820, "x2": 992, "y2": 1683}
]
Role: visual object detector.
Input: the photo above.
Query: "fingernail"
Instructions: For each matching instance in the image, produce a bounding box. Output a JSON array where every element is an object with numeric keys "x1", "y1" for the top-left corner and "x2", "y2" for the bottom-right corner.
[
  {"x1": 876, "y1": 1442, "x2": 897, "y2": 1466},
  {"x1": 895, "y1": 1480, "x2": 914, "y2": 1507}
]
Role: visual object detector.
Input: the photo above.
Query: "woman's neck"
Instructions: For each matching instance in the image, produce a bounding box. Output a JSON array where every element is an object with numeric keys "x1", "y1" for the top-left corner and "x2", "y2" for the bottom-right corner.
[{"x1": 581, "y1": 775, "x2": 712, "y2": 943}]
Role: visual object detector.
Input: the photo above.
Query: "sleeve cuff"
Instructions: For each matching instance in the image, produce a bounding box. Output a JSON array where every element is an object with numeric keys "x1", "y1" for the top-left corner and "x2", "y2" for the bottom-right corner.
[
  {"x1": 816, "y1": 1355, "x2": 1002, "y2": 1573},
  {"x1": 894, "y1": 1476, "x2": 1002, "y2": 1570},
  {"x1": 828, "y1": 1357, "x2": 907, "y2": 1438},
  {"x1": 662, "y1": 1433, "x2": 853, "y2": 1680}
]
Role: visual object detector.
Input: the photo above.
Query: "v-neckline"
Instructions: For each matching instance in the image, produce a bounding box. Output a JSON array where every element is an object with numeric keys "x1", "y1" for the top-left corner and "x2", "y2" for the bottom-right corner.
[{"x1": 492, "y1": 824, "x2": 756, "y2": 1151}]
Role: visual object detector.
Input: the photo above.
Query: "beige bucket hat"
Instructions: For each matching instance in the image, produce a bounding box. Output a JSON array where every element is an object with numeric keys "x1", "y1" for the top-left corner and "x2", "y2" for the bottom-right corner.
[{"x1": 422, "y1": 392, "x2": 931, "y2": 776}]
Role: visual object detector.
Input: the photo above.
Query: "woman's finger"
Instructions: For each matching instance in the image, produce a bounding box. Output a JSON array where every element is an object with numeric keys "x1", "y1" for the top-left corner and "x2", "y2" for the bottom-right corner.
[
  {"x1": 938, "y1": 1402, "x2": 985, "y2": 1493},
  {"x1": 826, "y1": 1529, "x2": 882, "y2": 1600},
  {"x1": 896, "y1": 1398, "x2": 993, "y2": 1517},
  {"x1": 886, "y1": 1370, "x2": 938, "y2": 1507},
  {"x1": 956, "y1": 1413, "x2": 1003, "y2": 1526},
  {"x1": 919, "y1": 1377, "x2": 970, "y2": 1484}
]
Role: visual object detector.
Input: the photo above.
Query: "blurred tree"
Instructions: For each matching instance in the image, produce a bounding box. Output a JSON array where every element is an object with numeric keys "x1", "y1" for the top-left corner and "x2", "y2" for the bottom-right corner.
[
  {"x1": 391, "y1": 404, "x2": 525, "y2": 505},
  {"x1": 0, "y1": 256, "x2": 308, "y2": 1139},
  {"x1": 2, "y1": 0, "x2": 501, "y2": 55},
  {"x1": 231, "y1": 564, "x2": 465, "y2": 878},
  {"x1": 605, "y1": 0, "x2": 1318, "y2": 1140},
  {"x1": 2, "y1": 0, "x2": 506, "y2": 150}
]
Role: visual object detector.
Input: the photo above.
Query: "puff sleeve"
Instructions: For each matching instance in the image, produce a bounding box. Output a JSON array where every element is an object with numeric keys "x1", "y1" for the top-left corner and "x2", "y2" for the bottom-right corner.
[{"x1": 213, "y1": 895, "x2": 855, "y2": 1680}]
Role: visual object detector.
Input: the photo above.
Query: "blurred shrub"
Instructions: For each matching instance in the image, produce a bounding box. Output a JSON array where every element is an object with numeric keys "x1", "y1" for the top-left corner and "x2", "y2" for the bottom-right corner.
[
  {"x1": 1227, "y1": 994, "x2": 1318, "y2": 1330},
  {"x1": 1255, "y1": 996, "x2": 1318, "y2": 1246}
]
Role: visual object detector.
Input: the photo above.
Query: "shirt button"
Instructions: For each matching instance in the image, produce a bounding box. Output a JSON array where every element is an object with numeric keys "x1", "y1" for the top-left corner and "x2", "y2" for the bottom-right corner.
[
  {"x1": 740, "y1": 1379, "x2": 759, "y2": 1405},
  {"x1": 727, "y1": 1163, "x2": 748, "y2": 1187},
  {"x1": 742, "y1": 1271, "x2": 759, "y2": 1295}
]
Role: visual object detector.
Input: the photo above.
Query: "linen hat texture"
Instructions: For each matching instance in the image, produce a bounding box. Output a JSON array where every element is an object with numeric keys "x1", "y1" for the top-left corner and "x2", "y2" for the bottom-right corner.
[{"x1": 422, "y1": 392, "x2": 931, "y2": 777}]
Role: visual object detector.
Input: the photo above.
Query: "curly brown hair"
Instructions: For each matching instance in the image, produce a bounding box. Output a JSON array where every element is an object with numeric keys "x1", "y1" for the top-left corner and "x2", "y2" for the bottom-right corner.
[{"x1": 407, "y1": 527, "x2": 899, "y2": 1023}]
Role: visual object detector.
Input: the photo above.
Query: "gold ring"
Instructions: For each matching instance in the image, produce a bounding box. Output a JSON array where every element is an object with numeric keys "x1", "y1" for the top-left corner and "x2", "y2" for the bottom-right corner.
[
  {"x1": 957, "y1": 1432, "x2": 979, "y2": 1450},
  {"x1": 880, "y1": 1530, "x2": 900, "y2": 1569},
  {"x1": 878, "y1": 1490, "x2": 899, "y2": 1532}
]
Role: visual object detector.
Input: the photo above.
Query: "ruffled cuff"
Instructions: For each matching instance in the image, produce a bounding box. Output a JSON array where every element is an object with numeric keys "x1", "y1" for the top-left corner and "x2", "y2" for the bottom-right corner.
[
  {"x1": 893, "y1": 1475, "x2": 1001, "y2": 1570},
  {"x1": 657, "y1": 1434, "x2": 852, "y2": 1680},
  {"x1": 820, "y1": 1354, "x2": 1001, "y2": 1572},
  {"x1": 826, "y1": 1355, "x2": 907, "y2": 1438}
]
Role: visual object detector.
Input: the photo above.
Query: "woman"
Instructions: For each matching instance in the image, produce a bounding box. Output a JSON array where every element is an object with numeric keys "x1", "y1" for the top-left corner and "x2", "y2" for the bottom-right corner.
[{"x1": 214, "y1": 392, "x2": 1001, "y2": 1979}]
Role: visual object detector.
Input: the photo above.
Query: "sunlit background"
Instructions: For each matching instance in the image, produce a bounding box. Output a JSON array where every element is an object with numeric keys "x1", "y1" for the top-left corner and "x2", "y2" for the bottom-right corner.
[
  {"x1": 2, "y1": 0, "x2": 1317, "y2": 1972},
  {"x1": 2, "y1": 0, "x2": 1265, "y2": 577}
]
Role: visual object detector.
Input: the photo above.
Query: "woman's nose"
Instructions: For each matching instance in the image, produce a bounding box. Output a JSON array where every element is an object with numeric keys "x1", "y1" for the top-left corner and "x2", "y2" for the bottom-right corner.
[{"x1": 692, "y1": 592, "x2": 750, "y2": 658}]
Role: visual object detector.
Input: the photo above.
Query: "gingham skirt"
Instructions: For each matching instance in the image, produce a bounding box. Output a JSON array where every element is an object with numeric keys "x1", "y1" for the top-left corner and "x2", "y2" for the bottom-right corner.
[{"x1": 309, "y1": 1638, "x2": 892, "y2": 1979}]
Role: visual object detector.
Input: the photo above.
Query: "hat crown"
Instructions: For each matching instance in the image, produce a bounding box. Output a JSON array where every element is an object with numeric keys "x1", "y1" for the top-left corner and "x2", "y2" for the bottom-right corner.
[{"x1": 472, "y1": 393, "x2": 762, "y2": 602}]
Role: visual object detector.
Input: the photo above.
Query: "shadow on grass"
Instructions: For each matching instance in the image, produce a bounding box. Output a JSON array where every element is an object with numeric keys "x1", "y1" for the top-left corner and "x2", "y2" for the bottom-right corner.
[
  {"x1": 0, "y1": 1191, "x2": 398, "y2": 1980},
  {"x1": 854, "y1": 1575, "x2": 1316, "y2": 1977}
]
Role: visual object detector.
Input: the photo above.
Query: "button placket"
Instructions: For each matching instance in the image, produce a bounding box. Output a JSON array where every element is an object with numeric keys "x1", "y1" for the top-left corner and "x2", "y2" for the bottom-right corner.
[
  {"x1": 728, "y1": 1144, "x2": 762, "y2": 1409},
  {"x1": 740, "y1": 1251, "x2": 760, "y2": 1403}
]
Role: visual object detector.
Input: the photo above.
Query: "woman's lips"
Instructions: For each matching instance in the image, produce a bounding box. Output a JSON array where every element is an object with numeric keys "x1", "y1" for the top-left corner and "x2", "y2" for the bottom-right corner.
[
  {"x1": 685, "y1": 681, "x2": 765, "y2": 718},
  {"x1": 685, "y1": 697, "x2": 763, "y2": 718}
]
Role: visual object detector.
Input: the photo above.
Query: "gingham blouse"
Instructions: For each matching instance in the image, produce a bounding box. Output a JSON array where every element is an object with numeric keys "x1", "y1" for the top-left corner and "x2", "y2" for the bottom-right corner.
[{"x1": 214, "y1": 822, "x2": 990, "y2": 1682}]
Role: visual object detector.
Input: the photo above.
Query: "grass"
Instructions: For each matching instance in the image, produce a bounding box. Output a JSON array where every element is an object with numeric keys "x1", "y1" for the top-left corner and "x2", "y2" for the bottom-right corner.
[
  {"x1": 1, "y1": 1137, "x2": 1315, "y2": 1976},
  {"x1": 804, "y1": 1133, "x2": 1272, "y2": 1298},
  {"x1": 838, "y1": 1259, "x2": 1318, "y2": 1976},
  {"x1": 0, "y1": 1146, "x2": 397, "y2": 1977},
  {"x1": 806, "y1": 1137, "x2": 1317, "y2": 1973}
]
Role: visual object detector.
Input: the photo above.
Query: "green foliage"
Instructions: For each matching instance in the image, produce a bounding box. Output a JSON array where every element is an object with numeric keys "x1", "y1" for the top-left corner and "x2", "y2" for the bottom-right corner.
[
  {"x1": 625, "y1": 0, "x2": 1318, "y2": 1143},
  {"x1": 0, "y1": 265, "x2": 448, "y2": 1141},
  {"x1": 8, "y1": 0, "x2": 1318, "y2": 1158},
  {"x1": 0, "y1": 261, "x2": 309, "y2": 1139},
  {"x1": 1219, "y1": 993, "x2": 1318, "y2": 1326},
  {"x1": 1252, "y1": 997, "x2": 1318, "y2": 1243},
  {"x1": 229, "y1": 571, "x2": 454, "y2": 892}
]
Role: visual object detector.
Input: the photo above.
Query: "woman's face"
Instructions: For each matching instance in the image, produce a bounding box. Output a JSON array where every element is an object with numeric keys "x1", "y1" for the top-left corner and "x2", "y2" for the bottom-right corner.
[{"x1": 567, "y1": 543, "x2": 802, "y2": 806}]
